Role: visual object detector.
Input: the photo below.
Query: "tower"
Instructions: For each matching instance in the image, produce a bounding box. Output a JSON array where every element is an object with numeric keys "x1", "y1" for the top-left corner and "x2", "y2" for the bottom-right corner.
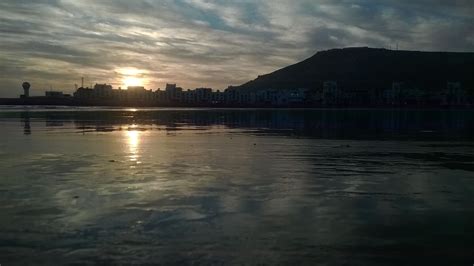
[{"x1": 22, "y1": 82, "x2": 30, "y2": 98}]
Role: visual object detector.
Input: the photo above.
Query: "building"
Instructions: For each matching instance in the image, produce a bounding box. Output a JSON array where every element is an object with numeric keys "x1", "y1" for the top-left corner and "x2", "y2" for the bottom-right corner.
[
  {"x1": 165, "y1": 83, "x2": 183, "y2": 102},
  {"x1": 21, "y1": 82, "x2": 30, "y2": 98},
  {"x1": 194, "y1": 88, "x2": 212, "y2": 104},
  {"x1": 443, "y1": 81, "x2": 466, "y2": 106},
  {"x1": 383, "y1": 82, "x2": 405, "y2": 105},
  {"x1": 67, "y1": 80, "x2": 470, "y2": 107},
  {"x1": 323, "y1": 81, "x2": 342, "y2": 105},
  {"x1": 45, "y1": 91, "x2": 66, "y2": 98},
  {"x1": 289, "y1": 88, "x2": 308, "y2": 104}
]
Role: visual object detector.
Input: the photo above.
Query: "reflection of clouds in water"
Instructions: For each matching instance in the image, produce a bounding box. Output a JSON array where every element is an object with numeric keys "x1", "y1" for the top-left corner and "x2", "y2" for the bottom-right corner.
[{"x1": 1, "y1": 110, "x2": 474, "y2": 264}]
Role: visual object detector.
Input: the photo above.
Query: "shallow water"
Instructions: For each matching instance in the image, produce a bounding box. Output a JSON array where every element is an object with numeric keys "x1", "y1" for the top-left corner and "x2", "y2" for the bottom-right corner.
[{"x1": 0, "y1": 108, "x2": 473, "y2": 265}]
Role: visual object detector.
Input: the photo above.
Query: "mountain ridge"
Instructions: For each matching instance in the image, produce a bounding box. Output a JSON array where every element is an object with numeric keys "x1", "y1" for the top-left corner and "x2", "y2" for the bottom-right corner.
[{"x1": 232, "y1": 47, "x2": 474, "y2": 91}]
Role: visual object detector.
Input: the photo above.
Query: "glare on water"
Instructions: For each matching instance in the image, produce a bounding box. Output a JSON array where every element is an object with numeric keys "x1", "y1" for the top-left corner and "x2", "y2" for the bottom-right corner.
[{"x1": 126, "y1": 127, "x2": 140, "y2": 163}]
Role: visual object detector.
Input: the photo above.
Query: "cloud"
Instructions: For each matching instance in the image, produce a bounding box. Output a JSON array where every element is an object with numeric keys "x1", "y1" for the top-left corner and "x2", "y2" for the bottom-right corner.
[{"x1": 0, "y1": 0, "x2": 472, "y2": 97}]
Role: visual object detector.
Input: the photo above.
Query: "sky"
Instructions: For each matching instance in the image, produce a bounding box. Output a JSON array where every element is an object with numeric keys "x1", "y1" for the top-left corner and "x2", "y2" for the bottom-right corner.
[{"x1": 0, "y1": 0, "x2": 473, "y2": 97}]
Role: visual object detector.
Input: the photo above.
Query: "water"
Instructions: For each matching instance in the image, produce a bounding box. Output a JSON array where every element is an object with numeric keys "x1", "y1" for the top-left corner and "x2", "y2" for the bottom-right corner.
[{"x1": 0, "y1": 107, "x2": 473, "y2": 265}]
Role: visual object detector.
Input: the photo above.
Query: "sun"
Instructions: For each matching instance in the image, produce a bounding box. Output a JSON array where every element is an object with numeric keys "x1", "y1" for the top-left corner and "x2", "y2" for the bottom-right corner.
[
  {"x1": 116, "y1": 67, "x2": 148, "y2": 88},
  {"x1": 123, "y1": 76, "x2": 143, "y2": 88}
]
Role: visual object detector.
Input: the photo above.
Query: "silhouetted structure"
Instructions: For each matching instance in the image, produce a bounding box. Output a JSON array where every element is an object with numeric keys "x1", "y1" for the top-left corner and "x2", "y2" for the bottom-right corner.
[
  {"x1": 0, "y1": 82, "x2": 73, "y2": 105},
  {"x1": 21, "y1": 82, "x2": 30, "y2": 98}
]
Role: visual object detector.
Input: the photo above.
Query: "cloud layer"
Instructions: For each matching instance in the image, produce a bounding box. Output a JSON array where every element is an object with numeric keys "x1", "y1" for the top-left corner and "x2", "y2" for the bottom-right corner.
[{"x1": 0, "y1": 0, "x2": 472, "y2": 96}]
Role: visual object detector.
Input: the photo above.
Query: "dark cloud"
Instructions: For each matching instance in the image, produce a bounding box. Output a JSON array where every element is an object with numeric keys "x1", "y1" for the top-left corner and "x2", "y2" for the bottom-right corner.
[{"x1": 0, "y1": 0, "x2": 472, "y2": 97}]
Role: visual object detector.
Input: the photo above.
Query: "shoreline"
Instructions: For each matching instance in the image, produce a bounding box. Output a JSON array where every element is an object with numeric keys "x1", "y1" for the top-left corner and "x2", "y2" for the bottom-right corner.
[{"x1": 0, "y1": 99, "x2": 472, "y2": 109}]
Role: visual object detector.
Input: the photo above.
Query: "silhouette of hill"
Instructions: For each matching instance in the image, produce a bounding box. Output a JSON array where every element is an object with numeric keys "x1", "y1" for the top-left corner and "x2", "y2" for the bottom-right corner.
[{"x1": 233, "y1": 47, "x2": 474, "y2": 91}]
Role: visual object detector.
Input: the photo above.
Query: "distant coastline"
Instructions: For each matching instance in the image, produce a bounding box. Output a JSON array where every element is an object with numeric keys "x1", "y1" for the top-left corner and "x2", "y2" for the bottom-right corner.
[{"x1": 1, "y1": 48, "x2": 473, "y2": 108}]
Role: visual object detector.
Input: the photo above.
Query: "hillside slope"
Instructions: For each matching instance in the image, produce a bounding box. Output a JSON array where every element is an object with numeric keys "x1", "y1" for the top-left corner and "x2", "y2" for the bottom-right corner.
[{"x1": 233, "y1": 47, "x2": 474, "y2": 91}]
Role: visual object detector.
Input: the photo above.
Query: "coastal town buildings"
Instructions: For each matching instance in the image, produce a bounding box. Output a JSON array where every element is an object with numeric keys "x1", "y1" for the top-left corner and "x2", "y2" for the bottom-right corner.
[{"x1": 11, "y1": 80, "x2": 473, "y2": 107}]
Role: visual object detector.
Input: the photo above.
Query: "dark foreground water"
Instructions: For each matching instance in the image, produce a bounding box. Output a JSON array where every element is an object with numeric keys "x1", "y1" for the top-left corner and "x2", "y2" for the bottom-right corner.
[{"x1": 0, "y1": 107, "x2": 473, "y2": 265}]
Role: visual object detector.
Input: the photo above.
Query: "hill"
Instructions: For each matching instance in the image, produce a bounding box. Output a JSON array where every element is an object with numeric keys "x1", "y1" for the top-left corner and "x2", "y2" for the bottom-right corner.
[{"x1": 232, "y1": 47, "x2": 474, "y2": 91}]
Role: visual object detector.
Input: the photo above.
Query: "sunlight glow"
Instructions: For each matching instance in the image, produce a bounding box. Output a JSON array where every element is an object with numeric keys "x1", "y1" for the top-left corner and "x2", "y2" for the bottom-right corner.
[
  {"x1": 116, "y1": 67, "x2": 148, "y2": 88},
  {"x1": 123, "y1": 76, "x2": 144, "y2": 87},
  {"x1": 126, "y1": 129, "x2": 140, "y2": 163}
]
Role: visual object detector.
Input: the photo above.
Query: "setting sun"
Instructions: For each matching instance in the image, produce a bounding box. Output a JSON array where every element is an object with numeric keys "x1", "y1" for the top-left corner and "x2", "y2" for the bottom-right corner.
[
  {"x1": 117, "y1": 67, "x2": 148, "y2": 88},
  {"x1": 123, "y1": 76, "x2": 143, "y2": 88}
]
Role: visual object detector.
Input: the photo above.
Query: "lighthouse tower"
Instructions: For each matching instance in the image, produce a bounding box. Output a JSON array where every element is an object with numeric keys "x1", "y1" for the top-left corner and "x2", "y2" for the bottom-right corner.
[{"x1": 22, "y1": 82, "x2": 30, "y2": 98}]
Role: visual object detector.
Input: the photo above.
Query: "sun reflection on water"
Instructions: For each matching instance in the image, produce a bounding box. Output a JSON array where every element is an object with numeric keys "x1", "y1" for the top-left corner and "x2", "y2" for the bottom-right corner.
[{"x1": 126, "y1": 128, "x2": 141, "y2": 163}]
